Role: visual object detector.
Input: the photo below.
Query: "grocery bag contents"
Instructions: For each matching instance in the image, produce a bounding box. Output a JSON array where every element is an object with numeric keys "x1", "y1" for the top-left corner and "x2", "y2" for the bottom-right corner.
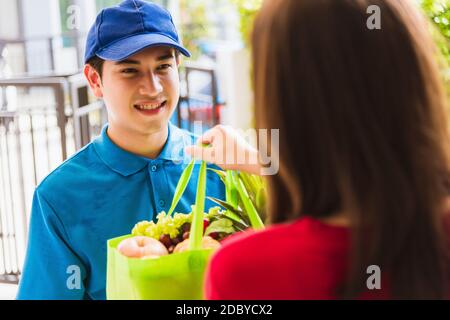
[{"x1": 117, "y1": 236, "x2": 169, "y2": 259}]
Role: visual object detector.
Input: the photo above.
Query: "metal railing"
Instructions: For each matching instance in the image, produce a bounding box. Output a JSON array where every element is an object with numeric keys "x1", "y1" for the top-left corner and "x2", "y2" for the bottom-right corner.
[
  {"x1": 0, "y1": 73, "x2": 92, "y2": 284},
  {"x1": 0, "y1": 113, "x2": 23, "y2": 283},
  {"x1": 0, "y1": 32, "x2": 86, "y2": 77}
]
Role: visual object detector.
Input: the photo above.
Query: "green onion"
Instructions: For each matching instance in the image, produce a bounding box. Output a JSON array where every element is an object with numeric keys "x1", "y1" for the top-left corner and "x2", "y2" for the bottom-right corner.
[
  {"x1": 255, "y1": 187, "x2": 267, "y2": 213},
  {"x1": 207, "y1": 168, "x2": 226, "y2": 182},
  {"x1": 166, "y1": 159, "x2": 195, "y2": 217},
  {"x1": 235, "y1": 172, "x2": 265, "y2": 230},
  {"x1": 189, "y1": 160, "x2": 207, "y2": 250},
  {"x1": 207, "y1": 196, "x2": 249, "y2": 228},
  {"x1": 226, "y1": 170, "x2": 239, "y2": 210}
]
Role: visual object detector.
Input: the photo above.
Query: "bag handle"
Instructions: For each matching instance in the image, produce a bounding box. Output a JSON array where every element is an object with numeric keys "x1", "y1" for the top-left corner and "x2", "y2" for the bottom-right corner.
[
  {"x1": 189, "y1": 160, "x2": 207, "y2": 250},
  {"x1": 166, "y1": 158, "x2": 207, "y2": 251}
]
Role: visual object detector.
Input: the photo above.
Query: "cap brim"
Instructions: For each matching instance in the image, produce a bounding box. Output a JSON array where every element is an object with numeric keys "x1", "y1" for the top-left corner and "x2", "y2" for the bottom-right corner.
[{"x1": 95, "y1": 33, "x2": 191, "y2": 61}]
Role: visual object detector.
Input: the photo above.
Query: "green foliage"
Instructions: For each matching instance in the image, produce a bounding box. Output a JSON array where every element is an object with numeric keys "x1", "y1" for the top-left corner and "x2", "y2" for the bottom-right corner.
[
  {"x1": 421, "y1": 0, "x2": 450, "y2": 68},
  {"x1": 232, "y1": 1, "x2": 449, "y2": 62},
  {"x1": 59, "y1": 0, "x2": 71, "y2": 34},
  {"x1": 95, "y1": 0, "x2": 121, "y2": 10},
  {"x1": 208, "y1": 170, "x2": 267, "y2": 230},
  {"x1": 421, "y1": 0, "x2": 450, "y2": 98},
  {"x1": 179, "y1": 0, "x2": 212, "y2": 60},
  {"x1": 204, "y1": 219, "x2": 235, "y2": 236},
  {"x1": 232, "y1": 0, "x2": 263, "y2": 48}
]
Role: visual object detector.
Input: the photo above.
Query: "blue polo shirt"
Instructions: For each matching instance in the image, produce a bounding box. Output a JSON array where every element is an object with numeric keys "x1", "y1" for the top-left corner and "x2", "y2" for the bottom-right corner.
[{"x1": 16, "y1": 123, "x2": 225, "y2": 300}]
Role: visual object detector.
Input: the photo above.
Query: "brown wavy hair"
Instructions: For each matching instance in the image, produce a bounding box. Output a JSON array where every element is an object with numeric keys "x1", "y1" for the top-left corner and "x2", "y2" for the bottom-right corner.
[{"x1": 252, "y1": 0, "x2": 450, "y2": 299}]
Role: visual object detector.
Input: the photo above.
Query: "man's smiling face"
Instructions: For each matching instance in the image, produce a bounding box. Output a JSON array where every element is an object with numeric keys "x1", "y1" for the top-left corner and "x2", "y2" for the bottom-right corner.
[{"x1": 93, "y1": 46, "x2": 180, "y2": 136}]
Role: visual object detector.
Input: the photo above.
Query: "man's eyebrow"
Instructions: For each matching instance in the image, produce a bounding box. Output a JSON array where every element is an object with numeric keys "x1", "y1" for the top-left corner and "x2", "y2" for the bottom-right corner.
[
  {"x1": 115, "y1": 59, "x2": 140, "y2": 65},
  {"x1": 156, "y1": 53, "x2": 175, "y2": 61},
  {"x1": 114, "y1": 53, "x2": 174, "y2": 65}
]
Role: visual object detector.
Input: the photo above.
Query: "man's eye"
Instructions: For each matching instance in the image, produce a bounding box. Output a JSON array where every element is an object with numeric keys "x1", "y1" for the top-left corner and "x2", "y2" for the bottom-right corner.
[
  {"x1": 158, "y1": 64, "x2": 172, "y2": 70},
  {"x1": 121, "y1": 68, "x2": 138, "y2": 74}
]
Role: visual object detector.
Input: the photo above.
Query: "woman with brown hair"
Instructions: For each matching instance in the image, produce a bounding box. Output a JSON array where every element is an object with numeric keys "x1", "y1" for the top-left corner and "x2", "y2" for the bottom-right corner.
[{"x1": 186, "y1": 0, "x2": 450, "y2": 299}]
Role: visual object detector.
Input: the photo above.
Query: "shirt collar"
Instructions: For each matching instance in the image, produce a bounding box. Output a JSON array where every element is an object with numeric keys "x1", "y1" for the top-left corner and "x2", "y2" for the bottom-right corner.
[{"x1": 93, "y1": 122, "x2": 189, "y2": 177}]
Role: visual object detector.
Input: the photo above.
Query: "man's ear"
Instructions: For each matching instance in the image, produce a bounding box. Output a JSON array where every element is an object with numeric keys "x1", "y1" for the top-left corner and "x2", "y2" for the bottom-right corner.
[{"x1": 83, "y1": 64, "x2": 103, "y2": 98}]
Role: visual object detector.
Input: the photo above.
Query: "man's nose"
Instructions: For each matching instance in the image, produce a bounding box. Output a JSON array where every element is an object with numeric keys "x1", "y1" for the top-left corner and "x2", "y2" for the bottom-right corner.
[{"x1": 139, "y1": 73, "x2": 163, "y2": 96}]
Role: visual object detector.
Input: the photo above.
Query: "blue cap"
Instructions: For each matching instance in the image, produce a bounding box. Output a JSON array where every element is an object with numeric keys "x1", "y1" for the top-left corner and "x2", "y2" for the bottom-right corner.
[{"x1": 84, "y1": 0, "x2": 190, "y2": 63}]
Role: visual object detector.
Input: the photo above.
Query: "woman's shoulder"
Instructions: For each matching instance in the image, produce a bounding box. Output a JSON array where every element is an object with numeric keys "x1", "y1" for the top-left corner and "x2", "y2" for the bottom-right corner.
[
  {"x1": 205, "y1": 216, "x2": 351, "y2": 299},
  {"x1": 213, "y1": 215, "x2": 350, "y2": 263}
]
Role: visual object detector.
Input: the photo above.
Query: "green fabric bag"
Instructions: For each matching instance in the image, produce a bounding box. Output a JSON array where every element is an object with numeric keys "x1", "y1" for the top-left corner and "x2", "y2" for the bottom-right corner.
[
  {"x1": 106, "y1": 235, "x2": 214, "y2": 300},
  {"x1": 106, "y1": 161, "x2": 213, "y2": 300}
]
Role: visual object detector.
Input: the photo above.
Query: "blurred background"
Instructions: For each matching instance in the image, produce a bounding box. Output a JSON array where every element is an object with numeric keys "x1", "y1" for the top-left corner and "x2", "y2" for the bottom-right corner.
[{"x1": 0, "y1": 0, "x2": 448, "y2": 299}]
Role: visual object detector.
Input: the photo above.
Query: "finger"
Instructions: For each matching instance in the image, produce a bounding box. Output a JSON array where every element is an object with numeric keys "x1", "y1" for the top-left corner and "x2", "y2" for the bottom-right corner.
[
  {"x1": 195, "y1": 126, "x2": 223, "y2": 145},
  {"x1": 184, "y1": 145, "x2": 216, "y2": 163}
]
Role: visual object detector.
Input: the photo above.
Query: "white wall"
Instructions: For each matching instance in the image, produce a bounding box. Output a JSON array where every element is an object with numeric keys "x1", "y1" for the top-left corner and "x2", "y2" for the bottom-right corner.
[
  {"x1": 0, "y1": 283, "x2": 17, "y2": 300},
  {"x1": 21, "y1": 0, "x2": 61, "y2": 74},
  {"x1": 216, "y1": 47, "x2": 254, "y2": 130},
  {"x1": 0, "y1": 0, "x2": 20, "y2": 38},
  {"x1": 0, "y1": 0, "x2": 26, "y2": 76}
]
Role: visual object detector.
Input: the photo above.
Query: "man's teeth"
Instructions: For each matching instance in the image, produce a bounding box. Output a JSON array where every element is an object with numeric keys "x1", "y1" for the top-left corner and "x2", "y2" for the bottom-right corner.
[{"x1": 135, "y1": 103, "x2": 163, "y2": 110}]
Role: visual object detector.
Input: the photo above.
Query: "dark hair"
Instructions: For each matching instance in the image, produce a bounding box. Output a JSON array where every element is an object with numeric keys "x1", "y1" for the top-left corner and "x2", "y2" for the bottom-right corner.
[
  {"x1": 86, "y1": 55, "x2": 105, "y2": 78},
  {"x1": 252, "y1": 0, "x2": 450, "y2": 299}
]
